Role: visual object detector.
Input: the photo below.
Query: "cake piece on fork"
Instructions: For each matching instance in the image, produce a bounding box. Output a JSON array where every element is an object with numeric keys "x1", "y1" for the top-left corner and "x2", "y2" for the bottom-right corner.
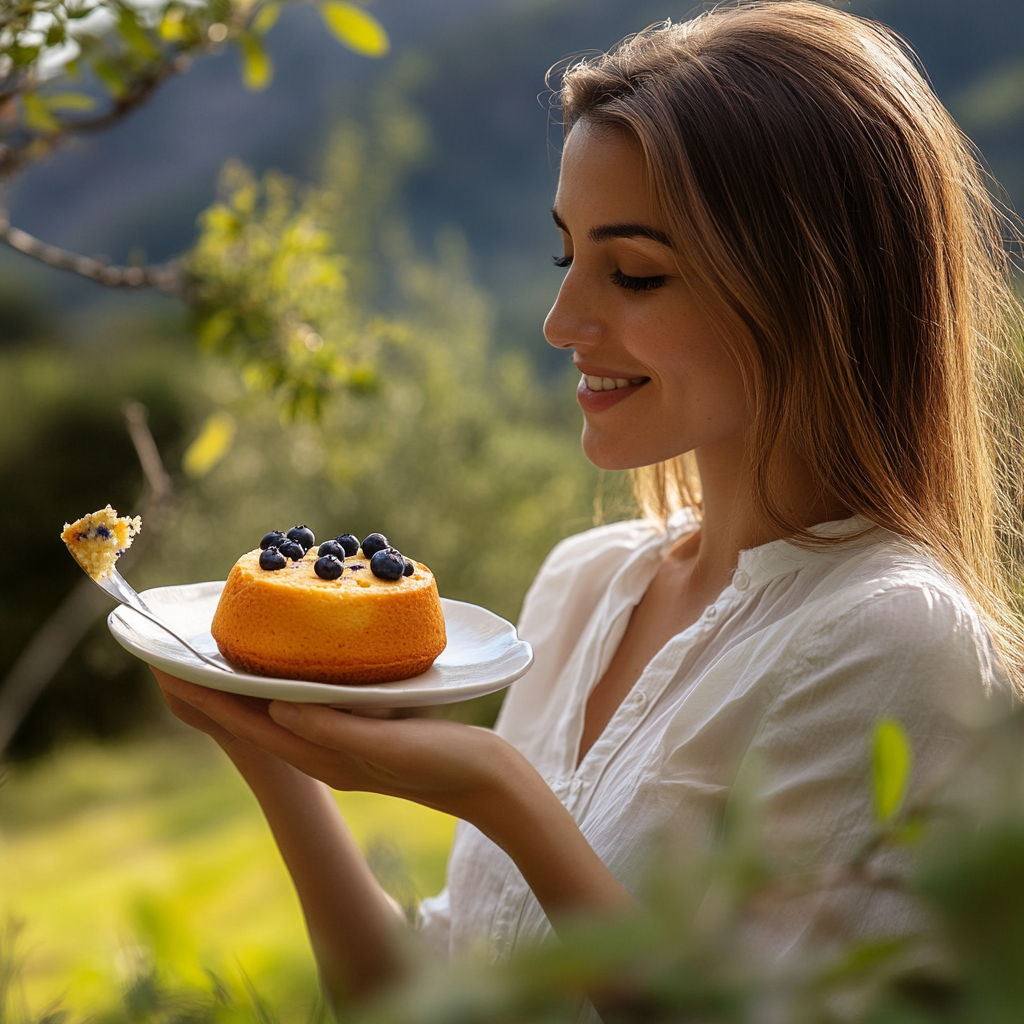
[{"x1": 61, "y1": 505, "x2": 142, "y2": 581}]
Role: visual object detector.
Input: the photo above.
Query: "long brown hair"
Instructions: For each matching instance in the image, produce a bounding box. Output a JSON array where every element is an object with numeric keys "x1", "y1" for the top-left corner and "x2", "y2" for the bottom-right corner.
[{"x1": 554, "y1": 1, "x2": 1024, "y2": 681}]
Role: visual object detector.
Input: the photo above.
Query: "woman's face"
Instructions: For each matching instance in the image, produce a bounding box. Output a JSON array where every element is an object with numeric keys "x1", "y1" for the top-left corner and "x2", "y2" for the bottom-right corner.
[{"x1": 544, "y1": 120, "x2": 750, "y2": 471}]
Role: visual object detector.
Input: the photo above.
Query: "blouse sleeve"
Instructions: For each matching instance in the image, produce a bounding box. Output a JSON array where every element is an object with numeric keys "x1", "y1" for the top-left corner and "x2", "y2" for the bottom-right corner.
[
  {"x1": 736, "y1": 581, "x2": 1007, "y2": 960},
  {"x1": 416, "y1": 886, "x2": 452, "y2": 959}
]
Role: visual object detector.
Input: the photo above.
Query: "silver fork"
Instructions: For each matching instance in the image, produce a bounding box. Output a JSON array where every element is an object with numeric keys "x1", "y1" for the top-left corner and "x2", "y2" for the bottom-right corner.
[{"x1": 95, "y1": 567, "x2": 234, "y2": 672}]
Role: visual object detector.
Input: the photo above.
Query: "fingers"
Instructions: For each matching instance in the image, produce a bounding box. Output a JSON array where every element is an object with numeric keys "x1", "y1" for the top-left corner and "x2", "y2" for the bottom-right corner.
[
  {"x1": 151, "y1": 667, "x2": 215, "y2": 704},
  {"x1": 349, "y1": 706, "x2": 433, "y2": 720},
  {"x1": 151, "y1": 670, "x2": 316, "y2": 759},
  {"x1": 148, "y1": 669, "x2": 389, "y2": 788},
  {"x1": 269, "y1": 700, "x2": 374, "y2": 748}
]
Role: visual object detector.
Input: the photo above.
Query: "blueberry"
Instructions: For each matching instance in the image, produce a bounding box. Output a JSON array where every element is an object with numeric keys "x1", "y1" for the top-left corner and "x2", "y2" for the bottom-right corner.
[
  {"x1": 287, "y1": 525, "x2": 316, "y2": 551},
  {"x1": 318, "y1": 539, "x2": 346, "y2": 560},
  {"x1": 314, "y1": 554, "x2": 344, "y2": 580},
  {"x1": 261, "y1": 531, "x2": 286, "y2": 551},
  {"x1": 95, "y1": 524, "x2": 112, "y2": 539},
  {"x1": 336, "y1": 533, "x2": 360, "y2": 558},
  {"x1": 278, "y1": 539, "x2": 305, "y2": 560},
  {"x1": 370, "y1": 547, "x2": 406, "y2": 580},
  {"x1": 259, "y1": 547, "x2": 287, "y2": 571},
  {"x1": 403, "y1": 559, "x2": 415, "y2": 577},
  {"x1": 361, "y1": 533, "x2": 389, "y2": 558}
]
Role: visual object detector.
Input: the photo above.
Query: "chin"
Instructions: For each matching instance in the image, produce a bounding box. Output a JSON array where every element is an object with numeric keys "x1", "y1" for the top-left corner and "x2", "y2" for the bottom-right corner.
[{"x1": 580, "y1": 428, "x2": 660, "y2": 472}]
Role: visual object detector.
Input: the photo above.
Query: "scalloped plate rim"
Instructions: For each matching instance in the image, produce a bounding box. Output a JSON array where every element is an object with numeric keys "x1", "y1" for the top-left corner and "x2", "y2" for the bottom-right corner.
[{"x1": 107, "y1": 581, "x2": 533, "y2": 708}]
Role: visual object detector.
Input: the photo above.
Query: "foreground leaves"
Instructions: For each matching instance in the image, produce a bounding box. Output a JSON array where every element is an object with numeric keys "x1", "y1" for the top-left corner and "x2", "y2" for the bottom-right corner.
[{"x1": 9, "y1": 712, "x2": 1024, "y2": 1024}]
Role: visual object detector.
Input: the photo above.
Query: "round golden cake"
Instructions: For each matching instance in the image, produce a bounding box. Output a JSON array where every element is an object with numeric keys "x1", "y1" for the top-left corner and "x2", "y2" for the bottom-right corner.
[{"x1": 211, "y1": 547, "x2": 446, "y2": 684}]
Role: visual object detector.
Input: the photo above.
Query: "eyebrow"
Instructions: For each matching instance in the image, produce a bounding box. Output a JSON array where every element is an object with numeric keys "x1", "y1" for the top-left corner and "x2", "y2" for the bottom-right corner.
[{"x1": 551, "y1": 208, "x2": 673, "y2": 248}]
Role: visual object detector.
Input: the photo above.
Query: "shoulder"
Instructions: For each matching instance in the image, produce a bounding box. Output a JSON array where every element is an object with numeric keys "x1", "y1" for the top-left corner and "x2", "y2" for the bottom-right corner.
[
  {"x1": 528, "y1": 517, "x2": 663, "y2": 587},
  {"x1": 525, "y1": 508, "x2": 697, "y2": 595},
  {"x1": 516, "y1": 517, "x2": 661, "y2": 644},
  {"x1": 806, "y1": 538, "x2": 995, "y2": 657},
  {"x1": 761, "y1": 534, "x2": 1009, "y2": 722}
]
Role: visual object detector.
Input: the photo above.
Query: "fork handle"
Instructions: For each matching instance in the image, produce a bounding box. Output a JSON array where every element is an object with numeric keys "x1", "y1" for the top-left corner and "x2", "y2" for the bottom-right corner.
[{"x1": 98, "y1": 573, "x2": 233, "y2": 673}]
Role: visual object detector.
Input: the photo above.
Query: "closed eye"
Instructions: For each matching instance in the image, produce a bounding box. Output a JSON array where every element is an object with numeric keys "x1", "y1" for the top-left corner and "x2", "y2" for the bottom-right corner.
[
  {"x1": 552, "y1": 255, "x2": 572, "y2": 268},
  {"x1": 612, "y1": 269, "x2": 667, "y2": 292}
]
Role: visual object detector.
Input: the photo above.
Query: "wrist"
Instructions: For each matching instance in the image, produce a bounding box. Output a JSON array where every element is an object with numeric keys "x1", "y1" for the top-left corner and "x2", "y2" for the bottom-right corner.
[{"x1": 220, "y1": 735, "x2": 317, "y2": 791}]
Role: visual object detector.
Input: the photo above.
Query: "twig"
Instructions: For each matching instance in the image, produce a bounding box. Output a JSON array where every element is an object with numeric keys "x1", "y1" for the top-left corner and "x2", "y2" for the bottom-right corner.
[
  {"x1": 0, "y1": 402, "x2": 175, "y2": 758},
  {"x1": 0, "y1": 579, "x2": 112, "y2": 756},
  {"x1": 0, "y1": 53, "x2": 195, "y2": 183},
  {"x1": 0, "y1": 210, "x2": 184, "y2": 293},
  {"x1": 123, "y1": 400, "x2": 174, "y2": 516}
]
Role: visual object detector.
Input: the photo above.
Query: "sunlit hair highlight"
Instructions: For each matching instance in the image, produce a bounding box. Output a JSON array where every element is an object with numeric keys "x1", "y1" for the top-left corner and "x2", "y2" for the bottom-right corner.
[{"x1": 554, "y1": 1, "x2": 1024, "y2": 682}]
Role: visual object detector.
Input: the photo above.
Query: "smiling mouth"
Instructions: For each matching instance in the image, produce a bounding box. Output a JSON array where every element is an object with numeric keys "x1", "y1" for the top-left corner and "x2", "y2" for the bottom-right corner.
[{"x1": 582, "y1": 374, "x2": 649, "y2": 391}]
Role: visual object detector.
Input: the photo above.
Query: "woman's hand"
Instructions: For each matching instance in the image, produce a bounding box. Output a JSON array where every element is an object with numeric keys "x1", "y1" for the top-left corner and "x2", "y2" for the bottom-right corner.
[
  {"x1": 155, "y1": 670, "x2": 634, "y2": 921},
  {"x1": 154, "y1": 667, "x2": 294, "y2": 773},
  {"x1": 154, "y1": 670, "x2": 526, "y2": 827}
]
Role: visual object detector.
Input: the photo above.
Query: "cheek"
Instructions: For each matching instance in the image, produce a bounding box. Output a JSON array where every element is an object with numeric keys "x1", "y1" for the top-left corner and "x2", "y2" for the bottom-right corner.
[{"x1": 638, "y1": 318, "x2": 750, "y2": 433}]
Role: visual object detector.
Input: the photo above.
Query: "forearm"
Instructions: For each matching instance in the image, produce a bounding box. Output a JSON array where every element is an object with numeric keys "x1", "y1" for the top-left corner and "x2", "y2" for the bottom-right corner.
[{"x1": 224, "y1": 742, "x2": 405, "y2": 1005}]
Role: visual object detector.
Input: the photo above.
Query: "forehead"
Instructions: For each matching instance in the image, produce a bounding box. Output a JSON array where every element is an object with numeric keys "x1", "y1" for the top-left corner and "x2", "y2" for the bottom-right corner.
[{"x1": 555, "y1": 119, "x2": 659, "y2": 227}]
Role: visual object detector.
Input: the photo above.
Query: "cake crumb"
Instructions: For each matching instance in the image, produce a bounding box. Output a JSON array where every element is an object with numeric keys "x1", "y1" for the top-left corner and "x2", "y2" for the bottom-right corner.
[{"x1": 61, "y1": 505, "x2": 142, "y2": 580}]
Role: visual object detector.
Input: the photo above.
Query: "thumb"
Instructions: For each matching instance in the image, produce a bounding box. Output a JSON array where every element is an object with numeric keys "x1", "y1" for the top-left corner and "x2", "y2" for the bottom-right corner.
[{"x1": 268, "y1": 700, "x2": 368, "y2": 748}]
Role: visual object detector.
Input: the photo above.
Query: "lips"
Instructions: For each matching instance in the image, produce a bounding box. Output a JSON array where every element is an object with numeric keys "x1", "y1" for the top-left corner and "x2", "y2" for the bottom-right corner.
[
  {"x1": 576, "y1": 372, "x2": 649, "y2": 412},
  {"x1": 583, "y1": 374, "x2": 648, "y2": 391}
]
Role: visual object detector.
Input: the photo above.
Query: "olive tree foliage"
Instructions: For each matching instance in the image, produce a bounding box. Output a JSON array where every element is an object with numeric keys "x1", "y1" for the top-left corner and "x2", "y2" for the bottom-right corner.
[{"x1": 0, "y1": 0, "x2": 391, "y2": 413}]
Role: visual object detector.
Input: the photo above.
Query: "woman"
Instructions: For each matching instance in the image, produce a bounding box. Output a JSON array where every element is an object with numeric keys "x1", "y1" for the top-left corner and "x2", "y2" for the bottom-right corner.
[{"x1": 154, "y1": 0, "x2": 1023, "y2": 1009}]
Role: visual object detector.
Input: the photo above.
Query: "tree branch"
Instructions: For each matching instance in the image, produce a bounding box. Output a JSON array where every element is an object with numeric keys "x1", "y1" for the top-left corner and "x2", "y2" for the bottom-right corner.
[
  {"x1": 0, "y1": 209, "x2": 184, "y2": 293},
  {"x1": 0, "y1": 53, "x2": 195, "y2": 183},
  {"x1": 0, "y1": 402, "x2": 175, "y2": 758}
]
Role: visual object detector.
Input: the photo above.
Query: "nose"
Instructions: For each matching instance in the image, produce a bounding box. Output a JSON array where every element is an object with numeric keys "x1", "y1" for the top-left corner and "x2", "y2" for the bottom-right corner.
[{"x1": 543, "y1": 268, "x2": 602, "y2": 354}]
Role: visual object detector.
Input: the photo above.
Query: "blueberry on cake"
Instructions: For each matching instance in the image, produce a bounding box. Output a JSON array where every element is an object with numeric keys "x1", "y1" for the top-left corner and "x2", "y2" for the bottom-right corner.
[
  {"x1": 61, "y1": 505, "x2": 142, "y2": 580},
  {"x1": 211, "y1": 526, "x2": 446, "y2": 684}
]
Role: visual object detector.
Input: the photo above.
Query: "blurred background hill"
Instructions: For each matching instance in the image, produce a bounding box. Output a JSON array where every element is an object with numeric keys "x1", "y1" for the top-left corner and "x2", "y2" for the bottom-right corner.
[
  {"x1": 4, "y1": 1, "x2": 1024, "y2": 1017},
  {"x1": 6, "y1": 0, "x2": 1024, "y2": 339},
  {"x1": 4, "y1": 0, "x2": 1024, "y2": 756}
]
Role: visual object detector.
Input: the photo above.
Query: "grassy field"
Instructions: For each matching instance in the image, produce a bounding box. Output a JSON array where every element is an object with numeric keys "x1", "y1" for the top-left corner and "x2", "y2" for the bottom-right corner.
[{"x1": 0, "y1": 732, "x2": 457, "y2": 1021}]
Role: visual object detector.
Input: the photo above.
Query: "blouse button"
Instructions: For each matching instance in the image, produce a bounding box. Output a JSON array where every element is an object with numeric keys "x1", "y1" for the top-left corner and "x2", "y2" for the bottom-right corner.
[
  {"x1": 733, "y1": 570, "x2": 751, "y2": 591},
  {"x1": 629, "y1": 691, "x2": 647, "y2": 711},
  {"x1": 704, "y1": 605, "x2": 717, "y2": 620}
]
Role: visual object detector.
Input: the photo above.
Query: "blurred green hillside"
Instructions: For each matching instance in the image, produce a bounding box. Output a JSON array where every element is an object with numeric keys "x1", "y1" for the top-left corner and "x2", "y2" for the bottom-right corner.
[{"x1": 0, "y1": 734, "x2": 456, "y2": 1021}]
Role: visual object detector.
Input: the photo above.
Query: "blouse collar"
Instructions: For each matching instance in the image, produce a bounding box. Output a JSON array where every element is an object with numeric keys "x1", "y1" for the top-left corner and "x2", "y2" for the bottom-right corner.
[
  {"x1": 734, "y1": 515, "x2": 880, "y2": 592},
  {"x1": 659, "y1": 509, "x2": 881, "y2": 593}
]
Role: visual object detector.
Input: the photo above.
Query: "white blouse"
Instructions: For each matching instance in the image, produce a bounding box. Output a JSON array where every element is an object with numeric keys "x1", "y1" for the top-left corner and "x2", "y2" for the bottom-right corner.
[{"x1": 418, "y1": 512, "x2": 1007, "y2": 965}]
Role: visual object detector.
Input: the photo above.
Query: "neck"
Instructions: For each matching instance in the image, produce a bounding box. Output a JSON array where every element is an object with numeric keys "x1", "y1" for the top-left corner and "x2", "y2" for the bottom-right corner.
[{"x1": 671, "y1": 439, "x2": 849, "y2": 596}]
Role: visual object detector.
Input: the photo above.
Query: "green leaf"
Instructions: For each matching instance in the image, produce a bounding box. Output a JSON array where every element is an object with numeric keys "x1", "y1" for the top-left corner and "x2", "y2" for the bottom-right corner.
[
  {"x1": 318, "y1": 2, "x2": 389, "y2": 57},
  {"x1": 91, "y1": 57, "x2": 127, "y2": 99},
  {"x1": 7, "y1": 43, "x2": 41, "y2": 67},
  {"x1": 251, "y1": 2, "x2": 280, "y2": 36},
  {"x1": 158, "y1": 9, "x2": 190, "y2": 43},
  {"x1": 239, "y1": 33, "x2": 272, "y2": 91},
  {"x1": 43, "y1": 92, "x2": 98, "y2": 112},
  {"x1": 21, "y1": 93, "x2": 59, "y2": 133},
  {"x1": 117, "y1": 7, "x2": 160, "y2": 60},
  {"x1": 872, "y1": 718, "x2": 913, "y2": 824},
  {"x1": 182, "y1": 412, "x2": 236, "y2": 477},
  {"x1": 893, "y1": 817, "x2": 927, "y2": 844}
]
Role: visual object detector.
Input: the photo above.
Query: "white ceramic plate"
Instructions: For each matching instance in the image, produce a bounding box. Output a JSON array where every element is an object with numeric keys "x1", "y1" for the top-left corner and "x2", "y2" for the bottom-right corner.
[{"x1": 108, "y1": 581, "x2": 533, "y2": 708}]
